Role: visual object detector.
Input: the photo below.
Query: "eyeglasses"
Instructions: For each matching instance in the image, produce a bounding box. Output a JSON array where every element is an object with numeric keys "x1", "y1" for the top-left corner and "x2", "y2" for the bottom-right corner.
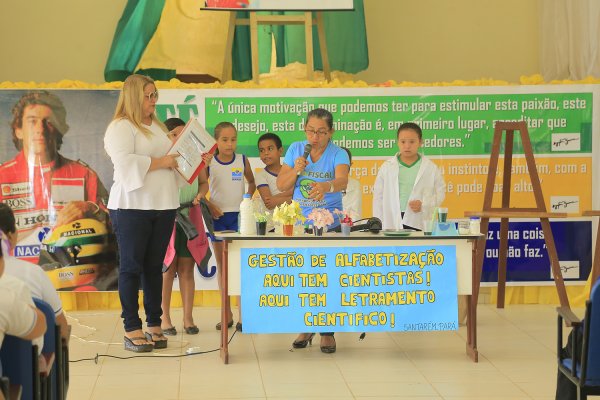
[
  {"x1": 144, "y1": 91, "x2": 159, "y2": 101},
  {"x1": 304, "y1": 128, "x2": 329, "y2": 137}
]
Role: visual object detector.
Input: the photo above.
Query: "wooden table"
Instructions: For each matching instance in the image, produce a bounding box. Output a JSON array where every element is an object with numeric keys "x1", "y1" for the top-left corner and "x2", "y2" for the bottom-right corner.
[{"x1": 216, "y1": 231, "x2": 481, "y2": 363}]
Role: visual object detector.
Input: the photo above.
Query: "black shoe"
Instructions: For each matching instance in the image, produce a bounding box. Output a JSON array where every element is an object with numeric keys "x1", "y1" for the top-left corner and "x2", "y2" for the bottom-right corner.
[
  {"x1": 162, "y1": 326, "x2": 177, "y2": 336},
  {"x1": 292, "y1": 333, "x2": 315, "y2": 349},
  {"x1": 184, "y1": 325, "x2": 199, "y2": 335},
  {"x1": 123, "y1": 336, "x2": 153, "y2": 353},
  {"x1": 320, "y1": 336, "x2": 336, "y2": 354},
  {"x1": 235, "y1": 322, "x2": 243, "y2": 332},
  {"x1": 215, "y1": 320, "x2": 234, "y2": 330},
  {"x1": 145, "y1": 332, "x2": 168, "y2": 349}
]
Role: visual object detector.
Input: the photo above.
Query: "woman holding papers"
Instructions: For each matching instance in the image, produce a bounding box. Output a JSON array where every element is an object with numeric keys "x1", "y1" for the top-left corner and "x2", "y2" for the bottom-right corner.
[
  {"x1": 277, "y1": 108, "x2": 350, "y2": 354},
  {"x1": 104, "y1": 74, "x2": 185, "y2": 352}
]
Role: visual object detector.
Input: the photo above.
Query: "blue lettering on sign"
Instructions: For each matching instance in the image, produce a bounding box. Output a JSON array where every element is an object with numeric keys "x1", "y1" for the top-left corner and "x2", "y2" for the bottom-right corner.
[{"x1": 15, "y1": 245, "x2": 41, "y2": 258}]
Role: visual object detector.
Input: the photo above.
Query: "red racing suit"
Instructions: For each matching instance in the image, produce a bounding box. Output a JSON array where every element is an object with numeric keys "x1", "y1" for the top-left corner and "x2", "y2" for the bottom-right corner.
[{"x1": 0, "y1": 151, "x2": 109, "y2": 263}]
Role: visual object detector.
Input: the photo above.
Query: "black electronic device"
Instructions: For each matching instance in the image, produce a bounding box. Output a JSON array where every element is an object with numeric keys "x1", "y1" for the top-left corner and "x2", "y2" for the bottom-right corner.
[{"x1": 332, "y1": 217, "x2": 382, "y2": 234}]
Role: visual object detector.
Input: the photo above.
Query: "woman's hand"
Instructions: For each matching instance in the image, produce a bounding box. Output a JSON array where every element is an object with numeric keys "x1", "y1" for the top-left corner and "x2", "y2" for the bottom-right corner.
[
  {"x1": 408, "y1": 199, "x2": 422, "y2": 212},
  {"x1": 293, "y1": 156, "x2": 309, "y2": 175},
  {"x1": 163, "y1": 154, "x2": 179, "y2": 168},
  {"x1": 309, "y1": 181, "x2": 329, "y2": 201}
]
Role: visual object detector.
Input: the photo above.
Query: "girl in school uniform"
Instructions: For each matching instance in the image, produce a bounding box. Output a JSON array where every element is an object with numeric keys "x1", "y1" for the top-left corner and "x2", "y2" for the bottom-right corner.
[{"x1": 373, "y1": 122, "x2": 445, "y2": 231}]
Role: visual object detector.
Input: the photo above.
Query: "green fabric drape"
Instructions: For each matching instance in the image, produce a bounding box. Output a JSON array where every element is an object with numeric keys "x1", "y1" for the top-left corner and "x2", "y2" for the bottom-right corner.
[
  {"x1": 104, "y1": 0, "x2": 175, "y2": 82},
  {"x1": 105, "y1": 0, "x2": 367, "y2": 82},
  {"x1": 232, "y1": 0, "x2": 368, "y2": 82}
]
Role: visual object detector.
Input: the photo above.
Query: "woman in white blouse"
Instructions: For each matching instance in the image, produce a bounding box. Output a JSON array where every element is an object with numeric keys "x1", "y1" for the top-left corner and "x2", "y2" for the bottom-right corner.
[{"x1": 104, "y1": 74, "x2": 183, "y2": 352}]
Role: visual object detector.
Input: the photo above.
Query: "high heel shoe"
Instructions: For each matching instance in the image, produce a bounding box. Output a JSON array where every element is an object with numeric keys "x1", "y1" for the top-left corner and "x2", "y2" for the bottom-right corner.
[
  {"x1": 292, "y1": 333, "x2": 315, "y2": 349},
  {"x1": 320, "y1": 336, "x2": 336, "y2": 354}
]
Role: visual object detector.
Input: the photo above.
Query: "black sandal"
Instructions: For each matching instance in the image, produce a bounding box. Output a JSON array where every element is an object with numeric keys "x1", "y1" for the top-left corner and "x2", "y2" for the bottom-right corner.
[
  {"x1": 145, "y1": 332, "x2": 168, "y2": 349},
  {"x1": 184, "y1": 325, "x2": 199, "y2": 335},
  {"x1": 123, "y1": 336, "x2": 153, "y2": 353},
  {"x1": 162, "y1": 326, "x2": 177, "y2": 336},
  {"x1": 215, "y1": 320, "x2": 234, "y2": 330}
]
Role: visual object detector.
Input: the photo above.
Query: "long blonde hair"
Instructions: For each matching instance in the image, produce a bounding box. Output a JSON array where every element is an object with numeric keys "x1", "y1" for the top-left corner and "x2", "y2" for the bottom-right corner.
[{"x1": 112, "y1": 74, "x2": 166, "y2": 137}]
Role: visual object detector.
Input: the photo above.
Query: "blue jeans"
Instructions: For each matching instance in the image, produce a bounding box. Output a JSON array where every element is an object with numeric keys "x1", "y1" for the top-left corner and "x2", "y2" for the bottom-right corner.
[{"x1": 110, "y1": 209, "x2": 176, "y2": 332}]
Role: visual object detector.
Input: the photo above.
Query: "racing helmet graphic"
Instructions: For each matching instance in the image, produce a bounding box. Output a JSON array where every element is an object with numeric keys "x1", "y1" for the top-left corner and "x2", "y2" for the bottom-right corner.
[{"x1": 39, "y1": 218, "x2": 111, "y2": 290}]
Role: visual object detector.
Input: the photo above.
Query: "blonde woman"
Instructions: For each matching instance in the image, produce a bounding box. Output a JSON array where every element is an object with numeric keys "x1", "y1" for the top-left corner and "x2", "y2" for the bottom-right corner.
[{"x1": 104, "y1": 74, "x2": 184, "y2": 352}]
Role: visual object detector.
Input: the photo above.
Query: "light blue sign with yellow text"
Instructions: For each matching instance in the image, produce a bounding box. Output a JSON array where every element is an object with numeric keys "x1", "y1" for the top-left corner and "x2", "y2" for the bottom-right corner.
[{"x1": 241, "y1": 245, "x2": 458, "y2": 333}]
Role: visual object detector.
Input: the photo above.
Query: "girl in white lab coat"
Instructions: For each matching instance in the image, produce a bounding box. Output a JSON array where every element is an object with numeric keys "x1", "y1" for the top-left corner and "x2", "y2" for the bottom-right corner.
[{"x1": 373, "y1": 123, "x2": 445, "y2": 230}]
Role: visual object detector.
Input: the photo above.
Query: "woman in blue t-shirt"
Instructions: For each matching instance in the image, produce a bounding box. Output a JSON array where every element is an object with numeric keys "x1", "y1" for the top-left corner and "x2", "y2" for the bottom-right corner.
[{"x1": 277, "y1": 108, "x2": 350, "y2": 354}]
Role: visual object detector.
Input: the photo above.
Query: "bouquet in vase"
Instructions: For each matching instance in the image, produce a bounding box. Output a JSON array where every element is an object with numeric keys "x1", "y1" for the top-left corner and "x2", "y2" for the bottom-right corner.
[
  {"x1": 334, "y1": 208, "x2": 357, "y2": 226},
  {"x1": 307, "y1": 208, "x2": 334, "y2": 230},
  {"x1": 272, "y1": 200, "x2": 305, "y2": 226}
]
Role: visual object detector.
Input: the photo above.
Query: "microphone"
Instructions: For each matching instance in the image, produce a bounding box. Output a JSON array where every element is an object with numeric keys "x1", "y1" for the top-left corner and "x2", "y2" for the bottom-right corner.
[{"x1": 297, "y1": 143, "x2": 312, "y2": 175}]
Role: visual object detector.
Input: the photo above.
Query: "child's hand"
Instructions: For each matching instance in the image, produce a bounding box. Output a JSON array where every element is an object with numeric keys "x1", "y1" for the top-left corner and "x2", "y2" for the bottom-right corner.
[
  {"x1": 408, "y1": 199, "x2": 422, "y2": 212},
  {"x1": 192, "y1": 194, "x2": 203, "y2": 205},
  {"x1": 208, "y1": 202, "x2": 223, "y2": 219},
  {"x1": 202, "y1": 153, "x2": 213, "y2": 166}
]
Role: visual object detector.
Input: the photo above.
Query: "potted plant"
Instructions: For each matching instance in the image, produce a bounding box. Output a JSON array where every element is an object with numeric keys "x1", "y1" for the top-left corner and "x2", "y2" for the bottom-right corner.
[
  {"x1": 254, "y1": 211, "x2": 269, "y2": 235},
  {"x1": 334, "y1": 209, "x2": 356, "y2": 236},
  {"x1": 273, "y1": 200, "x2": 305, "y2": 236},
  {"x1": 306, "y1": 208, "x2": 334, "y2": 236}
]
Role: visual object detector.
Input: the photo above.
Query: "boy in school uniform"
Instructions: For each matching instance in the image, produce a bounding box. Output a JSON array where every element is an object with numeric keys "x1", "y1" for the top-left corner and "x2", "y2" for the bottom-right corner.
[{"x1": 255, "y1": 133, "x2": 293, "y2": 229}]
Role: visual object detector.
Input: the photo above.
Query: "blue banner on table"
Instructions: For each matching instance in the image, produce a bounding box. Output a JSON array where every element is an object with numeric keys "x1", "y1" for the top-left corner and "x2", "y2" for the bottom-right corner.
[
  {"x1": 241, "y1": 245, "x2": 458, "y2": 334},
  {"x1": 481, "y1": 221, "x2": 592, "y2": 282}
]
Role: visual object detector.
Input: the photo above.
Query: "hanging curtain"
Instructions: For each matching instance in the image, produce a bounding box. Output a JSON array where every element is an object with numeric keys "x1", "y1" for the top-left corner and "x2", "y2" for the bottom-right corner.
[
  {"x1": 104, "y1": 0, "x2": 174, "y2": 82},
  {"x1": 540, "y1": 0, "x2": 600, "y2": 80}
]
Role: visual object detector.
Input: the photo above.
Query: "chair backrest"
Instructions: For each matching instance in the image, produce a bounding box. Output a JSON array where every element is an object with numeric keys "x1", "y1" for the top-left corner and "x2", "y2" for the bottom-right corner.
[
  {"x1": 0, "y1": 336, "x2": 39, "y2": 400},
  {"x1": 33, "y1": 298, "x2": 59, "y2": 400},
  {"x1": 32, "y1": 298, "x2": 56, "y2": 355},
  {"x1": 584, "y1": 279, "x2": 600, "y2": 385}
]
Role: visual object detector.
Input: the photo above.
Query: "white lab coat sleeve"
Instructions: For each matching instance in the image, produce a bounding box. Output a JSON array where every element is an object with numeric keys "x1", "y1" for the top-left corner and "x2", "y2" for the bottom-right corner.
[
  {"x1": 434, "y1": 163, "x2": 446, "y2": 207},
  {"x1": 372, "y1": 167, "x2": 385, "y2": 223},
  {"x1": 104, "y1": 120, "x2": 152, "y2": 193}
]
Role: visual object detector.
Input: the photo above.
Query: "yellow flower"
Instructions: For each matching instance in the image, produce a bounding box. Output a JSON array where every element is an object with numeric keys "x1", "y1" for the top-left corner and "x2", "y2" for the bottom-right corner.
[{"x1": 272, "y1": 200, "x2": 305, "y2": 225}]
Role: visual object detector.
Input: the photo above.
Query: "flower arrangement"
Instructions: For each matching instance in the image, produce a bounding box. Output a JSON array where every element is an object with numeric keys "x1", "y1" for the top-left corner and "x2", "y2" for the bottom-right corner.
[
  {"x1": 254, "y1": 211, "x2": 269, "y2": 223},
  {"x1": 272, "y1": 200, "x2": 305, "y2": 226},
  {"x1": 307, "y1": 208, "x2": 334, "y2": 229},
  {"x1": 334, "y1": 209, "x2": 357, "y2": 225}
]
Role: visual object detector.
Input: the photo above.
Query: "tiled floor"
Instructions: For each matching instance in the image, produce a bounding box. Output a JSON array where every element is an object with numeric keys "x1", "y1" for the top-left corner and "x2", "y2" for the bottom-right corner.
[{"x1": 66, "y1": 304, "x2": 570, "y2": 399}]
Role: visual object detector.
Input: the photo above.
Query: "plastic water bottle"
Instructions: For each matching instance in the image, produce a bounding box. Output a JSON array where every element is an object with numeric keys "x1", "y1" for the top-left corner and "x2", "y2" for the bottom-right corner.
[
  {"x1": 469, "y1": 217, "x2": 481, "y2": 235},
  {"x1": 239, "y1": 193, "x2": 255, "y2": 235}
]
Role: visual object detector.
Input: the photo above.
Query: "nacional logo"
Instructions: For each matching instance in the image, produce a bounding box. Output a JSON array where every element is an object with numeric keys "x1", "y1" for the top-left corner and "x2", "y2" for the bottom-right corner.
[
  {"x1": 14, "y1": 244, "x2": 41, "y2": 258},
  {"x1": 231, "y1": 167, "x2": 243, "y2": 181}
]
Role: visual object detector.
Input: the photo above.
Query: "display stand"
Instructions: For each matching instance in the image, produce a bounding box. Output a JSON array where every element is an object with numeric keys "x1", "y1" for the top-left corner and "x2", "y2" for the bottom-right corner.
[
  {"x1": 583, "y1": 210, "x2": 600, "y2": 295},
  {"x1": 220, "y1": 11, "x2": 331, "y2": 83},
  {"x1": 465, "y1": 121, "x2": 569, "y2": 309}
]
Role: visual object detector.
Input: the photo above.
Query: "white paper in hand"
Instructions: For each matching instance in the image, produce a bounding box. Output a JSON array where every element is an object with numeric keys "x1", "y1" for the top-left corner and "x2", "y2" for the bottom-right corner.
[{"x1": 167, "y1": 118, "x2": 217, "y2": 183}]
